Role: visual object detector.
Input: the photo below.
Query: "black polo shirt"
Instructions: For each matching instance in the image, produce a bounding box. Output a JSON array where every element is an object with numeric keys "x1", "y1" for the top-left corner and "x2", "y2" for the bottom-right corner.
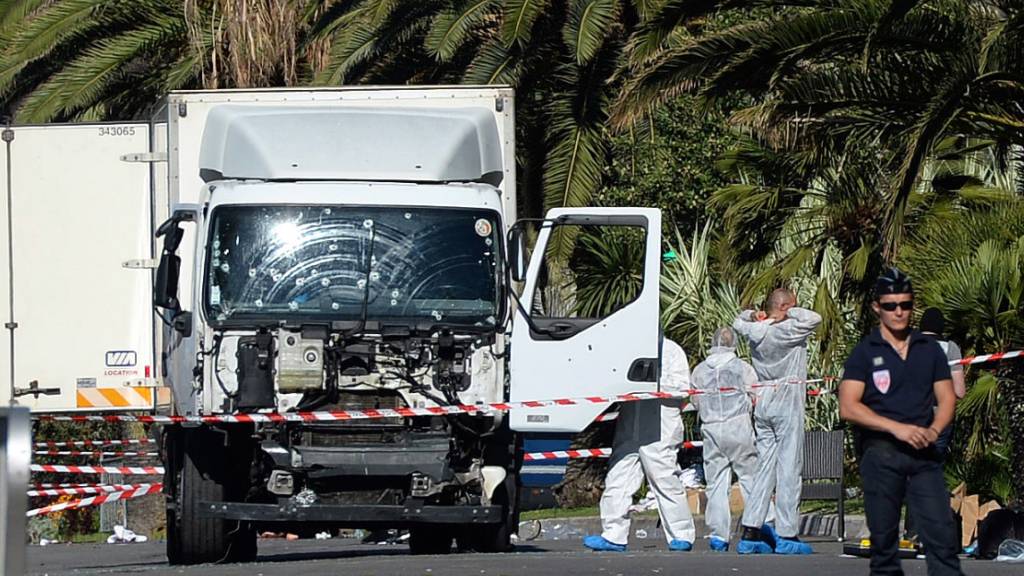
[{"x1": 842, "y1": 328, "x2": 952, "y2": 435}]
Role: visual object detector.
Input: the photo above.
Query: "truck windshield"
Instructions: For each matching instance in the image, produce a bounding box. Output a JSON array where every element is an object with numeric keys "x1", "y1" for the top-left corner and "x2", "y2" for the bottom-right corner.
[{"x1": 204, "y1": 205, "x2": 502, "y2": 327}]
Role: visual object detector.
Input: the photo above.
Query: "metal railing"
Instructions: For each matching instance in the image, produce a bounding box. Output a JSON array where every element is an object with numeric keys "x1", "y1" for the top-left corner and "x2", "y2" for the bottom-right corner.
[{"x1": 1, "y1": 407, "x2": 30, "y2": 575}]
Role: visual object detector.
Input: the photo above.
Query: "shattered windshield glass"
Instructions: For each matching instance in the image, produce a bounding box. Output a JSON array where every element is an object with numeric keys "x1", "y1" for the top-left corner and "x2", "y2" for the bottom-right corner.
[{"x1": 204, "y1": 205, "x2": 502, "y2": 327}]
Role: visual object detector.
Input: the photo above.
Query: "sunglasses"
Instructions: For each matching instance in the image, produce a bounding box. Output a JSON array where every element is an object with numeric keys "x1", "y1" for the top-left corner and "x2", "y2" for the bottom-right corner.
[{"x1": 879, "y1": 300, "x2": 914, "y2": 312}]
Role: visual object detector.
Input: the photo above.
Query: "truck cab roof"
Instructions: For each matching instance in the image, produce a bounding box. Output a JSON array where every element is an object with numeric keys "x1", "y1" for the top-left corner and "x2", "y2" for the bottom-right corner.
[{"x1": 198, "y1": 105, "x2": 504, "y2": 186}]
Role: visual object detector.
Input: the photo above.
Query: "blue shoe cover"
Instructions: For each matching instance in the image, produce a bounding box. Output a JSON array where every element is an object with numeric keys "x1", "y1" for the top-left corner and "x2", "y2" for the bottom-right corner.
[
  {"x1": 668, "y1": 539, "x2": 693, "y2": 551},
  {"x1": 760, "y1": 523, "x2": 778, "y2": 548},
  {"x1": 583, "y1": 535, "x2": 626, "y2": 552},
  {"x1": 774, "y1": 537, "x2": 813, "y2": 555},
  {"x1": 737, "y1": 539, "x2": 772, "y2": 554},
  {"x1": 709, "y1": 537, "x2": 729, "y2": 552}
]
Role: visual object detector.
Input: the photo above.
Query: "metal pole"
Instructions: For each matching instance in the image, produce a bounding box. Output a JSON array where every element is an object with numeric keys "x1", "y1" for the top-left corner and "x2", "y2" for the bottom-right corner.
[
  {"x1": 1, "y1": 406, "x2": 30, "y2": 575},
  {"x1": 3, "y1": 122, "x2": 16, "y2": 404}
]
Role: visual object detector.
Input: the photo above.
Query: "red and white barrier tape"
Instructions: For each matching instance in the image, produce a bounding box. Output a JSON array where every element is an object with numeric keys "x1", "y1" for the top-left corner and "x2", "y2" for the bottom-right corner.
[
  {"x1": 955, "y1": 350, "x2": 1022, "y2": 366},
  {"x1": 35, "y1": 390, "x2": 696, "y2": 424},
  {"x1": 34, "y1": 450, "x2": 159, "y2": 458},
  {"x1": 28, "y1": 483, "x2": 154, "y2": 497},
  {"x1": 30, "y1": 464, "x2": 164, "y2": 475},
  {"x1": 26, "y1": 483, "x2": 163, "y2": 517},
  {"x1": 34, "y1": 439, "x2": 155, "y2": 449},
  {"x1": 32, "y1": 483, "x2": 96, "y2": 489},
  {"x1": 30, "y1": 350, "x2": 1020, "y2": 427},
  {"x1": 523, "y1": 441, "x2": 704, "y2": 461}
]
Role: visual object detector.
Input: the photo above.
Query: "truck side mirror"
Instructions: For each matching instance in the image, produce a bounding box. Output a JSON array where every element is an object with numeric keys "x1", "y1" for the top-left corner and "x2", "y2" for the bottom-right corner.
[
  {"x1": 508, "y1": 226, "x2": 527, "y2": 282},
  {"x1": 154, "y1": 218, "x2": 186, "y2": 310},
  {"x1": 154, "y1": 253, "x2": 181, "y2": 310}
]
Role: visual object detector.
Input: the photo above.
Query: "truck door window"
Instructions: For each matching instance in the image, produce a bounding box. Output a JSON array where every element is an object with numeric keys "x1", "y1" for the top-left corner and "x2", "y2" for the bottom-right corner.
[{"x1": 529, "y1": 224, "x2": 646, "y2": 324}]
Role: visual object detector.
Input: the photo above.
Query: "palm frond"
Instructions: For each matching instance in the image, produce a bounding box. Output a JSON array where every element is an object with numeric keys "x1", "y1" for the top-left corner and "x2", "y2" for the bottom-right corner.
[
  {"x1": 0, "y1": 0, "x2": 109, "y2": 96},
  {"x1": 564, "y1": 0, "x2": 620, "y2": 66},
  {"x1": 500, "y1": 0, "x2": 550, "y2": 47},
  {"x1": 314, "y1": 9, "x2": 383, "y2": 85},
  {"x1": 425, "y1": 0, "x2": 497, "y2": 62},
  {"x1": 462, "y1": 37, "x2": 523, "y2": 84}
]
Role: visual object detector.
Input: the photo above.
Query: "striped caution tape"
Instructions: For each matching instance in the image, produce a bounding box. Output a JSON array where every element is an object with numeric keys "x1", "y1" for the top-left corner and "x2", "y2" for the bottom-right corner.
[
  {"x1": 31, "y1": 483, "x2": 97, "y2": 490},
  {"x1": 31, "y1": 349, "x2": 1020, "y2": 426},
  {"x1": 34, "y1": 439, "x2": 155, "y2": 449},
  {"x1": 28, "y1": 484, "x2": 154, "y2": 497},
  {"x1": 33, "y1": 451, "x2": 159, "y2": 458},
  {"x1": 523, "y1": 441, "x2": 704, "y2": 462},
  {"x1": 26, "y1": 483, "x2": 163, "y2": 517},
  {"x1": 35, "y1": 390, "x2": 696, "y2": 424},
  {"x1": 954, "y1": 350, "x2": 1022, "y2": 366},
  {"x1": 30, "y1": 464, "x2": 164, "y2": 475}
]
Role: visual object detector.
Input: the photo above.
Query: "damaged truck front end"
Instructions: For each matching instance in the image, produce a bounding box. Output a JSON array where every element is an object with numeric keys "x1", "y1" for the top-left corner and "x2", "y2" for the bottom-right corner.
[{"x1": 158, "y1": 187, "x2": 519, "y2": 561}]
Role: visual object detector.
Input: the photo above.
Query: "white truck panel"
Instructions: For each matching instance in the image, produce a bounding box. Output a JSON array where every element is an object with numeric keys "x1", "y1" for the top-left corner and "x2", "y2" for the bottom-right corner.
[
  {"x1": 0, "y1": 123, "x2": 156, "y2": 412},
  {"x1": 167, "y1": 86, "x2": 516, "y2": 215}
]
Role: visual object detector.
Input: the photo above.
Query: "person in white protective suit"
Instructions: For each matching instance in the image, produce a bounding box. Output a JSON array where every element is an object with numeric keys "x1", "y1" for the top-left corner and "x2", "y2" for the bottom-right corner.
[
  {"x1": 583, "y1": 337, "x2": 696, "y2": 552},
  {"x1": 733, "y1": 288, "x2": 822, "y2": 555},
  {"x1": 691, "y1": 327, "x2": 759, "y2": 552}
]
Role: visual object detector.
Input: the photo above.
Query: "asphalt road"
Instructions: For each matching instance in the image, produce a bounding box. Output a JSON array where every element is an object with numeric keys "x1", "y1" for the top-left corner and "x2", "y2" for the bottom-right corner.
[{"x1": 26, "y1": 538, "x2": 1022, "y2": 576}]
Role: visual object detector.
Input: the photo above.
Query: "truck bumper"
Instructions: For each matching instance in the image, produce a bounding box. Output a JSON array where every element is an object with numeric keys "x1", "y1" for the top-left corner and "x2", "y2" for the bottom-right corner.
[{"x1": 198, "y1": 502, "x2": 503, "y2": 526}]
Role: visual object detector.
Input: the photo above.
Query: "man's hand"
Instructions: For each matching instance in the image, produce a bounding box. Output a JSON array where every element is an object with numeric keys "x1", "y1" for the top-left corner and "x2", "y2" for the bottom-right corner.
[
  {"x1": 754, "y1": 310, "x2": 767, "y2": 321},
  {"x1": 891, "y1": 423, "x2": 933, "y2": 450}
]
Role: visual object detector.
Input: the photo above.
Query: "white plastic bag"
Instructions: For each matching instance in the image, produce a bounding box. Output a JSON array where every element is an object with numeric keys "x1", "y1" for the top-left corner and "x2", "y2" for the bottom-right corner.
[{"x1": 106, "y1": 525, "x2": 148, "y2": 544}]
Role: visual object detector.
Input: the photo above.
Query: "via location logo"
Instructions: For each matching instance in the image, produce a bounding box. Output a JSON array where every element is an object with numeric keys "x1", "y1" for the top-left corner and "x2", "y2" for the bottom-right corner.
[{"x1": 105, "y1": 350, "x2": 137, "y2": 368}]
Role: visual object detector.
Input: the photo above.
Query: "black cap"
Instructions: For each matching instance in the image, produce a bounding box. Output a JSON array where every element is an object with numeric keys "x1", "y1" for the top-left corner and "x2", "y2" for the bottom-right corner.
[
  {"x1": 920, "y1": 307, "x2": 945, "y2": 337},
  {"x1": 874, "y1": 267, "x2": 913, "y2": 299}
]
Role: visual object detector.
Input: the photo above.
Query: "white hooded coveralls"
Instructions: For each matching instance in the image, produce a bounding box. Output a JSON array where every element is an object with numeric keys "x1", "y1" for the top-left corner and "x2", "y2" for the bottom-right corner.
[
  {"x1": 598, "y1": 338, "x2": 696, "y2": 545},
  {"x1": 733, "y1": 307, "x2": 822, "y2": 539},
  {"x1": 691, "y1": 338, "x2": 759, "y2": 541}
]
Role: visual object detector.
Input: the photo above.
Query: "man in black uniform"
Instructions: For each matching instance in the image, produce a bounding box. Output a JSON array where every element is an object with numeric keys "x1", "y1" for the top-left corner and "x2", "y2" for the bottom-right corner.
[{"x1": 839, "y1": 268, "x2": 962, "y2": 576}]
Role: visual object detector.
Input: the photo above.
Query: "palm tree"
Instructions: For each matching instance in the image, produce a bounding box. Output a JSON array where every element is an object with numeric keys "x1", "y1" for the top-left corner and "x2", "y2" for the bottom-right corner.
[
  {"x1": 613, "y1": 0, "x2": 1024, "y2": 259},
  {"x1": 310, "y1": 0, "x2": 699, "y2": 261},
  {"x1": 0, "y1": 0, "x2": 323, "y2": 122},
  {"x1": 902, "y1": 194, "x2": 1024, "y2": 503}
]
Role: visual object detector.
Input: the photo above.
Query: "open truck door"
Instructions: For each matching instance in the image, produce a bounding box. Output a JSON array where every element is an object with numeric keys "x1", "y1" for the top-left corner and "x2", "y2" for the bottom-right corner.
[
  {"x1": 0, "y1": 123, "x2": 159, "y2": 412},
  {"x1": 508, "y1": 208, "x2": 662, "y2": 432}
]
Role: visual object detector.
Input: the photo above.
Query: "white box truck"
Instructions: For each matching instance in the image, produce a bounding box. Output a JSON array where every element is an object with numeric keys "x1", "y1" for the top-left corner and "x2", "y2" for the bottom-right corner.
[{"x1": 3, "y1": 87, "x2": 664, "y2": 563}]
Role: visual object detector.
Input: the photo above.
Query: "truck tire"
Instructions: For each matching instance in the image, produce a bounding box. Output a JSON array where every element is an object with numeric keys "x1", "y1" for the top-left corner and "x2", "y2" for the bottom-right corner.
[
  {"x1": 165, "y1": 426, "x2": 257, "y2": 565},
  {"x1": 460, "y1": 472, "x2": 518, "y2": 553},
  {"x1": 409, "y1": 526, "x2": 454, "y2": 555}
]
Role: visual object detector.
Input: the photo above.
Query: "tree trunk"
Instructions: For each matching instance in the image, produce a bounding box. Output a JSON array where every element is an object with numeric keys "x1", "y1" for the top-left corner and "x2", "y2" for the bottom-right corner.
[
  {"x1": 552, "y1": 422, "x2": 615, "y2": 508},
  {"x1": 1001, "y1": 363, "x2": 1024, "y2": 507}
]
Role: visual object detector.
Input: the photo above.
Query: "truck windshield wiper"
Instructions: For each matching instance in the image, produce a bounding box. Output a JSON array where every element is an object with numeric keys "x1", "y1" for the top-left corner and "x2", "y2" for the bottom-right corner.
[{"x1": 345, "y1": 222, "x2": 376, "y2": 339}]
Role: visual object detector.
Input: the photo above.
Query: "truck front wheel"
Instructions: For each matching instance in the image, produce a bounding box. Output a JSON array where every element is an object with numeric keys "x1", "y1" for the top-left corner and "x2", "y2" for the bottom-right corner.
[
  {"x1": 456, "y1": 472, "x2": 519, "y2": 553},
  {"x1": 165, "y1": 426, "x2": 256, "y2": 565}
]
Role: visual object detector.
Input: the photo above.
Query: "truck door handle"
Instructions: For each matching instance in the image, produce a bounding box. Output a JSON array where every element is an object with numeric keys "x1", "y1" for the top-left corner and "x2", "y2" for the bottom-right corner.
[
  {"x1": 627, "y1": 358, "x2": 658, "y2": 382},
  {"x1": 543, "y1": 321, "x2": 578, "y2": 340}
]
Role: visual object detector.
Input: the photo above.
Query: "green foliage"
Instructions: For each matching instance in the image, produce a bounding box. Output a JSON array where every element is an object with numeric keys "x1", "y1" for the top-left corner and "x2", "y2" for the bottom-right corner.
[
  {"x1": 659, "y1": 222, "x2": 741, "y2": 356},
  {"x1": 615, "y1": 0, "x2": 1024, "y2": 258},
  {"x1": 902, "y1": 196, "x2": 1024, "y2": 502},
  {"x1": 564, "y1": 0, "x2": 620, "y2": 65},
  {"x1": 572, "y1": 227, "x2": 645, "y2": 317},
  {"x1": 425, "y1": 0, "x2": 499, "y2": 62},
  {"x1": 599, "y1": 94, "x2": 737, "y2": 231}
]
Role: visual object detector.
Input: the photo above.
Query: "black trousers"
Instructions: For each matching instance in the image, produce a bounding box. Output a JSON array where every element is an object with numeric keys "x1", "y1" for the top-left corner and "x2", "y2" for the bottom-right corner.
[{"x1": 860, "y1": 439, "x2": 962, "y2": 576}]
